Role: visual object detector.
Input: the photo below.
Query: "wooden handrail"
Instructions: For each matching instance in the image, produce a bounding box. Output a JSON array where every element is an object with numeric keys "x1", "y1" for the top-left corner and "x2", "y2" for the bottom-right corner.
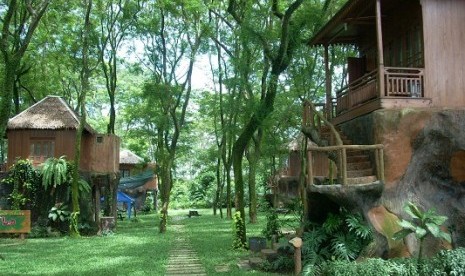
[{"x1": 308, "y1": 144, "x2": 385, "y2": 185}]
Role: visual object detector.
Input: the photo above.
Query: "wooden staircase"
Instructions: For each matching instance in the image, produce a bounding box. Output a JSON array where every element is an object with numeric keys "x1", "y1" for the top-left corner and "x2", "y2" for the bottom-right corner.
[{"x1": 320, "y1": 126, "x2": 378, "y2": 185}]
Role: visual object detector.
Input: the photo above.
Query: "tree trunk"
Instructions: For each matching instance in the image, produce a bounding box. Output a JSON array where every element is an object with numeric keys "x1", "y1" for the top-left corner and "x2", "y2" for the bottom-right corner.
[
  {"x1": 247, "y1": 154, "x2": 257, "y2": 224},
  {"x1": 225, "y1": 164, "x2": 232, "y2": 219},
  {"x1": 0, "y1": 60, "x2": 18, "y2": 137},
  {"x1": 213, "y1": 156, "x2": 222, "y2": 216},
  {"x1": 158, "y1": 157, "x2": 173, "y2": 233}
]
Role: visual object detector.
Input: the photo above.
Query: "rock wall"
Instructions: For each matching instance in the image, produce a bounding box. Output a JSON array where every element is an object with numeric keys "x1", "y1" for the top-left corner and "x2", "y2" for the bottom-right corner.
[{"x1": 336, "y1": 108, "x2": 465, "y2": 256}]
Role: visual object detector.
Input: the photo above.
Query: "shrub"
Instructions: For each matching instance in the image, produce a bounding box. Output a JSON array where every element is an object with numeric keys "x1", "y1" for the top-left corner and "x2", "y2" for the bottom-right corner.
[
  {"x1": 302, "y1": 248, "x2": 465, "y2": 276},
  {"x1": 2, "y1": 159, "x2": 41, "y2": 210},
  {"x1": 232, "y1": 211, "x2": 246, "y2": 249},
  {"x1": 302, "y1": 208, "x2": 372, "y2": 267},
  {"x1": 262, "y1": 202, "x2": 281, "y2": 241}
]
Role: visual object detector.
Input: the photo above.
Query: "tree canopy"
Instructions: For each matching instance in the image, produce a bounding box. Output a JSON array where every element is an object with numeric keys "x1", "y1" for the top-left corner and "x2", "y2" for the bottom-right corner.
[{"x1": 0, "y1": 0, "x2": 348, "y2": 234}]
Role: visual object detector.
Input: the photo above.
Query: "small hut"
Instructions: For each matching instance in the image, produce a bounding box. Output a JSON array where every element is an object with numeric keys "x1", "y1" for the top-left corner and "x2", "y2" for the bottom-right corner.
[
  {"x1": 118, "y1": 149, "x2": 158, "y2": 210},
  {"x1": 5, "y1": 95, "x2": 120, "y2": 225}
]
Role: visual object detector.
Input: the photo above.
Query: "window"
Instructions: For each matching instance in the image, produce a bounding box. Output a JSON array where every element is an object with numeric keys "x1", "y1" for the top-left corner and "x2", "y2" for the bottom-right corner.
[
  {"x1": 29, "y1": 139, "x2": 55, "y2": 165},
  {"x1": 385, "y1": 24, "x2": 423, "y2": 68},
  {"x1": 121, "y1": 169, "x2": 130, "y2": 178}
]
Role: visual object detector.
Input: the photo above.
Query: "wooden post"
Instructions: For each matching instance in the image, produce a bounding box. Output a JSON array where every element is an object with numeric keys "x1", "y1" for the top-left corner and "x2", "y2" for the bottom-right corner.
[
  {"x1": 376, "y1": 0, "x2": 385, "y2": 97},
  {"x1": 324, "y1": 44, "x2": 332, "y2": 119},
  {"x1": 307, "y1": 150, "x2": 313, "y2": 186},
  {"x1": 289, "y1": 237, "x2": 302, "y2": 275},
  {"x1": 379, "y1": 148, "x2": 385, "y2": 182},
  {"x1": 342, "y1": 148, "x2": 347, "y2": 185},
  {"x1": 375, "y1": 149, "x2": 381, "y2": 180}
]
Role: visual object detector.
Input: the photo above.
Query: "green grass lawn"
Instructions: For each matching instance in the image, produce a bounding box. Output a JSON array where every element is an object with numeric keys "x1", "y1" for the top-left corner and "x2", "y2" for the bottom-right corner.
[{"x1": 0, "y1": 209, "x2": 280, "y2": 276}]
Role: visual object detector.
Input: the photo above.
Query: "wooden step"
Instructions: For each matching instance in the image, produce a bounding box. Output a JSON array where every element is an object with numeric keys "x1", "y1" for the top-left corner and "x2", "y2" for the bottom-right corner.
[
  {"x1": 347, "y1": 168, "x2": 373, "y2": 178},
  {"x1": 346, "y1": 149, "x2": 369, "y2": 156},
  {"x1": 346, "y1": 161, "x2": 372, "y2": 170},
  {"x1": 347, "y1": 155, "x2": 370, "y2": 163},
  {"x1": 346, "y1": 175, "x2": 377, "y2": 185}
]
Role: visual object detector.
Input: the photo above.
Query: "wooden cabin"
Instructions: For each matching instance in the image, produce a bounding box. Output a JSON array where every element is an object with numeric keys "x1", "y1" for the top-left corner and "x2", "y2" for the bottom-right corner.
[
  {"x1": 6, "y1": 96, "x2": 120, "y2": 225},
  {"x1": 309, "y1": 0, "x2": 465, "y2": 125},
  {"x1": 6, "y1": 96, "x2": 119, "y2": 173},
  {"x1": 302, "y1": 0, "x2": 465, "y2": 254},
  {"x1": 118, "y1": 149, "x2": 158, "y2": 210},
  {"x1": 119, "y1": 149, "x2": 144, "y2": 178}
]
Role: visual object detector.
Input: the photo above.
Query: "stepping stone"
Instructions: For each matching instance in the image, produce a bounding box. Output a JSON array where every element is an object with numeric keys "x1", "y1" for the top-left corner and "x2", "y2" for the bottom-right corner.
[
  {"x1": 237, "y1": 259, "x2": 251, "y2": 271},
  {"x1": 165, "y1": 224, "x2": 207, "y2": 276},
  {"x1": 214, "y1": 265, "x2": 230, "y2": 273},
  {"x1": 249, "y1": 257, "x2": 264, "y2": 269}
]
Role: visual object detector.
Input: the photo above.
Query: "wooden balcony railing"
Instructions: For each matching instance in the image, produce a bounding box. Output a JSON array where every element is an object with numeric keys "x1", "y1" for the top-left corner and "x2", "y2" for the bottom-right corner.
[
  {"x1": 307, "y1": 144, "x2": 384, "y2": 185},
  {"x1": 384, "y1": 67, "x2": 424, "y2": 97},
  {"x1": 334, "y1": 67, "x2": 424, "y2": 115},
  {"x1": 335, "y1": 70, "x2": 378, "y2": 115}
]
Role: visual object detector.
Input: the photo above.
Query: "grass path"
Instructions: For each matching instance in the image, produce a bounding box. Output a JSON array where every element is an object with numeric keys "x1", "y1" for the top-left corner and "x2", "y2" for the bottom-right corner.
[{"x1": 0, "y1": 210, "x2": 278, "y2": 276}]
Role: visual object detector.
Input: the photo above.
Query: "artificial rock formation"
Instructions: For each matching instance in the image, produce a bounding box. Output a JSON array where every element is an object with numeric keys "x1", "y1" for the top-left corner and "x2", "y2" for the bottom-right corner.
[{"x1": 309, "y1": 108, "x2": 465, "y2": 257}]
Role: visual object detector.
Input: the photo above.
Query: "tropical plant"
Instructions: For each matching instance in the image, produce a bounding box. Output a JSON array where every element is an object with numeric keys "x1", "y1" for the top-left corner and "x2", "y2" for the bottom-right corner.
[
  {"x1": 302, "y1": 208, "x2": 372, "y2": 268},
  {"x1": 48, "y1": 204, "x2": 71, "y2": 222},
  {"x1": 232, "y1": 211, "x2": 247, "y2": 250},
  {"x1": 393, "y1": 201, "x2": 451, "y2": 262},
  {"x1": 42, "y1": 156, "x2": 69, "y2": 190},
  {"x1": 262, "y1": 203, "x2": 282, "y2": 242},
  {"x1": 2, "y1": 159, "x2": 41, "y2": 210}
]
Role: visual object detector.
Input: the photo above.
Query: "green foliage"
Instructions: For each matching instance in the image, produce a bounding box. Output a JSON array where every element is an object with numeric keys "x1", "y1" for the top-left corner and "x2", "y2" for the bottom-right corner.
[
  {"x1": 261, "y1": 255, "x2": 294, "y2": 273},
  {"x1": 42, "y1": 156, "x2": 69, "y2": 190},
  {"x1": 431, "y1": 247, "x2": 465, "y2": 275},
  {"x1": 232, "y1": 211, "x2": 247, "y2": 250},
  {"x1": 261, "y1": 202, "x2": 281, "y2": 241},
  {"x1": 302, "y1": 208, "x2": 372, "y2": 267},
  {"x1": 189, "y1": 171, "x2": 216, "y2": 208},
  {"x1": 2, "y1": 159, "x2": 41, "y2": 210},
  {"x1": 393, "y1": 202, "x2": 451, "y2": 261},
  {"x1": 302, "y1": 247, "x2": 465, "y2": 276},
  {"x1": 142, "y1": 192, "x2": 154, "y2": 213},
  {"x1": 48, "y1": 204, "x2": 71, "y2": 222}
]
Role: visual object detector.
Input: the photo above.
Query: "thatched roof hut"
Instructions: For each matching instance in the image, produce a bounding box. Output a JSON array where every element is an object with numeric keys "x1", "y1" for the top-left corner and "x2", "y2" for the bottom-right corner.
[
  {"x1": 7, "y1": 95, "x2": 94, "y2": 133},
  {"x1": 119, "y1": 149, "x2": 144, "y2": 165}
]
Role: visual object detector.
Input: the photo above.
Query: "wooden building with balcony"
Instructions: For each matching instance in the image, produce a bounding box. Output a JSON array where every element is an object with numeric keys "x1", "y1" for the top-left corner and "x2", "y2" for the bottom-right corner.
[
  {"x1": 300, "y1": 0, "x2": 465, "y2": 253},
  {"x1": 309, "y1": 0, "x2": 465, "y2": 125}
]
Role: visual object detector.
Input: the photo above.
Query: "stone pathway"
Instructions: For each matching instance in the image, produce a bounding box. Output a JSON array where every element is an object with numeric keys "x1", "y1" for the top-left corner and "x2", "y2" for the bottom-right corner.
[{"x1": 165, "y1": 221, "x2": 207, "y2": 276}]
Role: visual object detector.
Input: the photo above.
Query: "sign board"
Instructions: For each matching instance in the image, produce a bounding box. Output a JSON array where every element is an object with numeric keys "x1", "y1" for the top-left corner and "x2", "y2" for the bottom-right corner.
[{"x1": 0, "y1": 210, "x2": 31, "y2": 233}]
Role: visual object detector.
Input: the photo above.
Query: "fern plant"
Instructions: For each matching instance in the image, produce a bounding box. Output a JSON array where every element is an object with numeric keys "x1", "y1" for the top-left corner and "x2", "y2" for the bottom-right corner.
[
  {"x1": 42, "y1": 156, "x2": 68, "y2": 190},
  {"x1": 302, "y1": 208, "x2": 372, "y2": 270}
]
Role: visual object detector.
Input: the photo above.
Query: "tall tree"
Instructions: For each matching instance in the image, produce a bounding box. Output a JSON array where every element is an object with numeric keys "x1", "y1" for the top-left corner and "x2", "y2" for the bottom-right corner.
[
  {"x1": 135, "y1": 1, "x2": 207, "y2": 233},
  {"x1": 70, "y1": 0, "x2": 93, "y2": 237},
  {"x1": 0, "y1": 0, "x2": 50, "y2": 158},
  {"x1": 96, "y1": 0, "x2": 140, "y2": 134},
  {"x1": 226, "y1": 0, "x2": 305, "y2": 245}
]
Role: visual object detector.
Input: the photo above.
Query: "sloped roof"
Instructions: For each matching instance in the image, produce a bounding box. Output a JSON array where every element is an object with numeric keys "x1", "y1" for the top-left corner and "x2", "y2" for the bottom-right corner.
[
  {"x1": 7, "y1": 95, "x2": 95, "y2": 133},
  {"x1": 119, "y1": 170, "x2": 155, "y2": 190},
  {"x1": 119, "y1": 149, "x2": 144, "y2": 165},
  {"x1": 308, "y1": 0, "x2": 405, "y2": 46}
]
